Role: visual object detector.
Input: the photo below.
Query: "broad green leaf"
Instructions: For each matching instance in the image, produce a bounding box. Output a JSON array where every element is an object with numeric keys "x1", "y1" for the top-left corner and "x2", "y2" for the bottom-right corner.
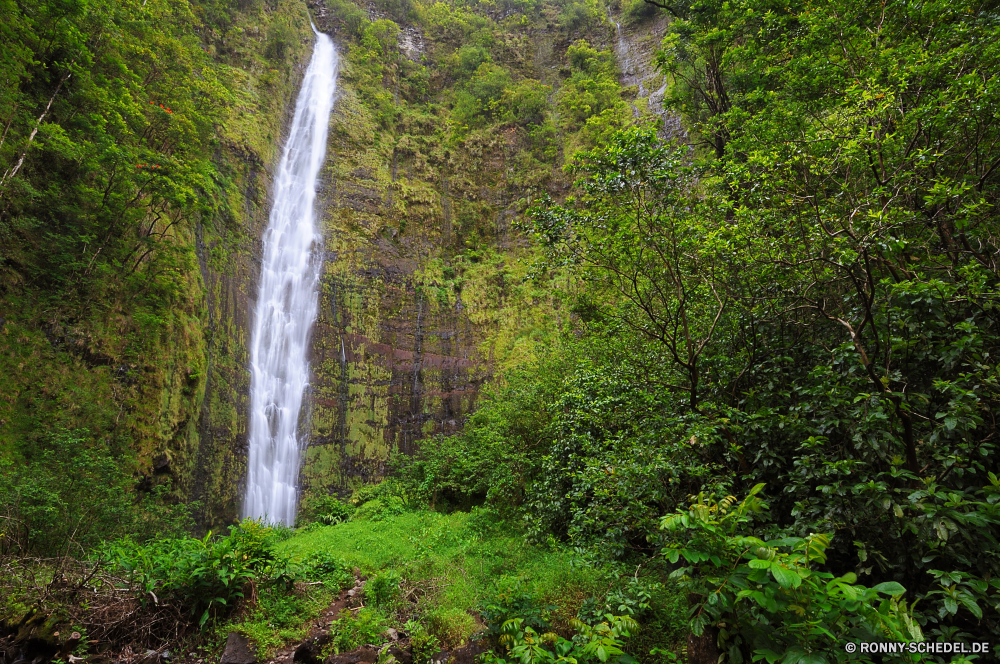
[
  {"x1": 770, "y1": 564, "x2": 801, "y2": 589},
  {"x1": 871, "y1": 582, "x2": 906, "y2": 596}
]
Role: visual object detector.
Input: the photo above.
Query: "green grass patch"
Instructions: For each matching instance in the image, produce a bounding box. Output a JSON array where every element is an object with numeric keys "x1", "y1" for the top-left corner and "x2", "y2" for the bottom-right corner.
[
  {"x1": 276, "y1": 508, "x2": 685, "y2": 658},
  {"x1": 224, "y1": 584, "x2": 339, "y2": 656},
  {"x1": 280, "y1": 509, "x2": 607, "y2": 646}
]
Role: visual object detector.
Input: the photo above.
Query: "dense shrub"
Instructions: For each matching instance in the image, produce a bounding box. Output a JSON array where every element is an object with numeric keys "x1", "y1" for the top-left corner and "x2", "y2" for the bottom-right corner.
[
  {"x1": 404, "y1": 619, "x2": 442, "y2": 664},
  {"x1": 556, "y1": 41, "x2": 628, "y2": 134},
  {"x1": 660, "y1": 487, "x2": 925, "y2": 662},
  {"x1": 0, "y1": 429, "x2": 193, "y2": 556},
  {"x1": 620, "y1": 0, "x2": 658, "y2": 25},
  {"x1": 555, "y1": 0, "x2": 602, "y2": 31},
  {"x1": 350, "y1": 478, "x2": 411, "y2": 521},
  {"x1": 298, "y1": 494, "x2": 356, "y2": 526},
  {"x1": 480, "y1": 576, "x2": 557, "y2": 639},
  {"x1": 297, "y1": 550, "x2": 355, "y2": 589},
  {"x1": 482, "y1": 614, "x2": 639, "y2": 664},
  {"x1": 448, "y1": 44, "x2": 492, "y2": 80},
  {"x1": 366, "y1": 570, "x2": 403, "y2": 609},
  {"x1": 426, "y1": 607, "x2": 477, "y2": 649},
  {"x1": 104, "y1": 520, "x2": 290, "y2": 627},
  {"x1": 328, "y1": 607, "x2": 387, "y2": 653},
  {"x1": 453, "y1": 63, "x2": 551, "y2": 127},
  {"x1": 326, "y1": 0, "x2": 370, "y2": 36}
]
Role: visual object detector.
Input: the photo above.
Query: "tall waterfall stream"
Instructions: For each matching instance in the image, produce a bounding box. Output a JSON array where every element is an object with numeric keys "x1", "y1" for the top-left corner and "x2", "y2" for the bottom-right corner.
[{"x1": 243, "y1": 26, "x2": 338, "y2": 525}]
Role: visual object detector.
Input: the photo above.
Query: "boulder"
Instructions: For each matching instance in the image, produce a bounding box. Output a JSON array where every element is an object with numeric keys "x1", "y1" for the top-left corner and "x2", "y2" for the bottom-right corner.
[
  {"x1": 220, "y1": 633, "x2": 255, "y2": 664},
  {"x1": 322, "y1": 646, "x2": 378, "y2": 664},
  {"x1": 387, "y1": 646, "x2": 411, "y2": 664}
]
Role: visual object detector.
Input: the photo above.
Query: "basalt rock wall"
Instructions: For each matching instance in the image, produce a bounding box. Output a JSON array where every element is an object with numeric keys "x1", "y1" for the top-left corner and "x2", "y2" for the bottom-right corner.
[{"x1": 297, "y1": 0, "x2": 671, "y2": 495}]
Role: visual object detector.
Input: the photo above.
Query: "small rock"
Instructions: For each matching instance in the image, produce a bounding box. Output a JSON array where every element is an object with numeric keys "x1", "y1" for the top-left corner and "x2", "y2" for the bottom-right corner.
[
  {"x1": 387, "y1": 648, "x2": 411, "y2": 664},
  {"x1": 293, "y1": 642, "x2": 319, "y2": 664},
  {"x1": 153, "y1": 454, "x2": 171, "y2": 473},
  {"x1": 220, "y1": 633, "x2": 255, "y2": 664},
  {"x1": 346, "y1": 589, "x2": 356, "y2": 597},
  {"x1": 136, "y1": 650, "x2": 163, "y2": 664},
  {"x1": 385, "y1": 628, "x2": 399, "y2": 642}
]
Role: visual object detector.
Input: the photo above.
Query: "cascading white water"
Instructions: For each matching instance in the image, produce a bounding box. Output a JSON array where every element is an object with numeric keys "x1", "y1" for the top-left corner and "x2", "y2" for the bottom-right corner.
[{"x1": 243, "y1": 25, "x2": 338, "y2": 526}]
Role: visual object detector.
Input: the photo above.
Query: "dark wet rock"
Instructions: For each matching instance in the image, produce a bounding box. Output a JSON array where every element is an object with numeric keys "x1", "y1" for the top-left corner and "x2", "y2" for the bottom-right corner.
[
  {"x1": 322, "y1": 646, "x2": 378, "y2": 664},
  {"x1": 387, "y1": 647, "x2": 411, "y2": 664},
  {"x1": 445, "y1": 641, "x2": 486, "y2": 664},
  {"x1": 137, "y1": 649, "x2": 168, "y2": 664},
  {"x1": 153, "y1": 454, "x2": 171, "y2": 473},
  {"x1": 293, "y1": 641, "x2": 320, "y2": 664},
  {"x1": 220, "y1": 633, "x2": 255, "y2": 664}
]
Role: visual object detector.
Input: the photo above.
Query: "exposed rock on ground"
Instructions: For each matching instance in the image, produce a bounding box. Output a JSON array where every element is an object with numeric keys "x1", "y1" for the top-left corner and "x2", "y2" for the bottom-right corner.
[{"x1": 220, "y1": 634, "x2": 256, "y2": 664}]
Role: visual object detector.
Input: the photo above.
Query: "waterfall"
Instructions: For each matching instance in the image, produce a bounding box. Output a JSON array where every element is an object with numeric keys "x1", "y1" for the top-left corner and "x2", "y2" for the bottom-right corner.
[{"x1": 243, "y1": 25, "x2": 338, "y2": 526}]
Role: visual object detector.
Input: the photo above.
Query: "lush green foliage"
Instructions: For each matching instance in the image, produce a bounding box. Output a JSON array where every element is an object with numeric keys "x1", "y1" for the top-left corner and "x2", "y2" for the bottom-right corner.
[
  {"x1": 15, "y1": 0, "x2": 1000, "y2": 659},
  {"x1": 296, "y1": 549, "x2": 356, "y2": 588},
  {"x1": 0, "y1": 0, "x2": 262, "y2": 311},
  {"x1": 0, "y1": 428, "x2": 194, "y2": 556},
  {"x1": 367, "y1": 570, "x2": 404, "y2": 609},
  {"x1": 298, "y1": 494, "x2": 356, "y2": 526},
  {"x1": 327, "y1": 607, "x2": 389, "y2": 654},
  {"x1": 482, "y1": 614, "x2": 640, "y2": 664},
  {"x1": 405, "y1": 618, "x2": 443, "y2": 664},
  {"x1": 661, "y1": 485, "x2": 923, "y2": 662},
  {"x1": 557, "y1": 41, "x2": 631, "y2": 144},
  {"x1": 104, "y1": 519, "x2": 291, "y2": 627},
  {"x1": 0, "y1": 0, "x2": 310, "y2": 530},
  {"x1": 402, "y1": 0, "x2": 1000, "y2": 656},
  {"x1": 278, "y1": 509, "x2": 683, "y2": 658}
]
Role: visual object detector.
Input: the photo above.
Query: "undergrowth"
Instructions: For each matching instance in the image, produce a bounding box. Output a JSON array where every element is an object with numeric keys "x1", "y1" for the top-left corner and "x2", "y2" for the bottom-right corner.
[{"x1": 278, "y1": 506, "x2": 686, "y2": 660}]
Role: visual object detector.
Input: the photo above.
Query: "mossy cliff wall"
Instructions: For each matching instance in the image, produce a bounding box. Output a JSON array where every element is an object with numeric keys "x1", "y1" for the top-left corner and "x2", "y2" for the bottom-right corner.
[
  {"x1": 0, "y1": 0, "x2": 665, "y2": 522},
  {"x1": 0, "y1": 0, "x2": 316, "y2": 531},
  {"x1": 298, "y1": 0, "x2": 641, "y2": 496}
]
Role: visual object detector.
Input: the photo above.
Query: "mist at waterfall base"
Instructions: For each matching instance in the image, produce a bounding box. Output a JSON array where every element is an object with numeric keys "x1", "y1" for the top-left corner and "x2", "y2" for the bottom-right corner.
[{"x1": 243, "y1": 27, "x2": 338, "y2": 526}]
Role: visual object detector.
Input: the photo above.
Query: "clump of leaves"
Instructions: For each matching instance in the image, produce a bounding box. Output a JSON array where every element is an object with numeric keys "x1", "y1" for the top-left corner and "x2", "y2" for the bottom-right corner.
[
  {"x1": 328, "y1": 608, "x2": 387, "y2": 653},
  {"x1": 403, "y1": 619, "x2": 441, "y2": 664},
  {"x1": 425, "y1": 607, "x2": 478, "y2": 649},
  {"x1": 297, "y1": 551, "x2": 355, "y2": 590},
  {"x1": 366, "y1": 570, "x2": 403, "y2": 609},
  {"x1": 482, "y1": 614, "x2": 639, "y2": 664},
  {"x1": 298, "y1": 494, "x2": 356, "y2": 527},
  {"x1": 480, "y1": 576, "x2": 555, "y2": 641},
  {"x1": 661, "y1": 485, "x2": 923, "y2": 663},
  {"x1": 104, "y1": 519, "x2": 290, "y2": 627},
  {"x1": 0, "y1": 429, "x2": 195, "y2": 556},
  {"x1": 351, "y1": 481, "x2": 409, "y2": 522}
]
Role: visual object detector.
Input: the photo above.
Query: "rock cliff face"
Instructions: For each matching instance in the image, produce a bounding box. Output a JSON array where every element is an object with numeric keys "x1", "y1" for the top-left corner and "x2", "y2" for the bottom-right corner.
[
  {"x1": 299, "y1": 34, "x2": 503, "y2": 491},
  {"x1": 294, "y1": 0, "x2": 673, "y2": 497},
  {"x1": 295, "y1": 3, "x2": 557, "y2": 496},
  {"x1": 183, "y1": 6, "x2": 318, "y2": 529},
  {"x1": 0, "y1": 0, "x2": 671, "y2": 524},
  {"x1": 610, "y1": 8, "x2": 683, "y2": 136},
  {"x1": 189, "y1": 149, "x2": 272, "y2": 528}
]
